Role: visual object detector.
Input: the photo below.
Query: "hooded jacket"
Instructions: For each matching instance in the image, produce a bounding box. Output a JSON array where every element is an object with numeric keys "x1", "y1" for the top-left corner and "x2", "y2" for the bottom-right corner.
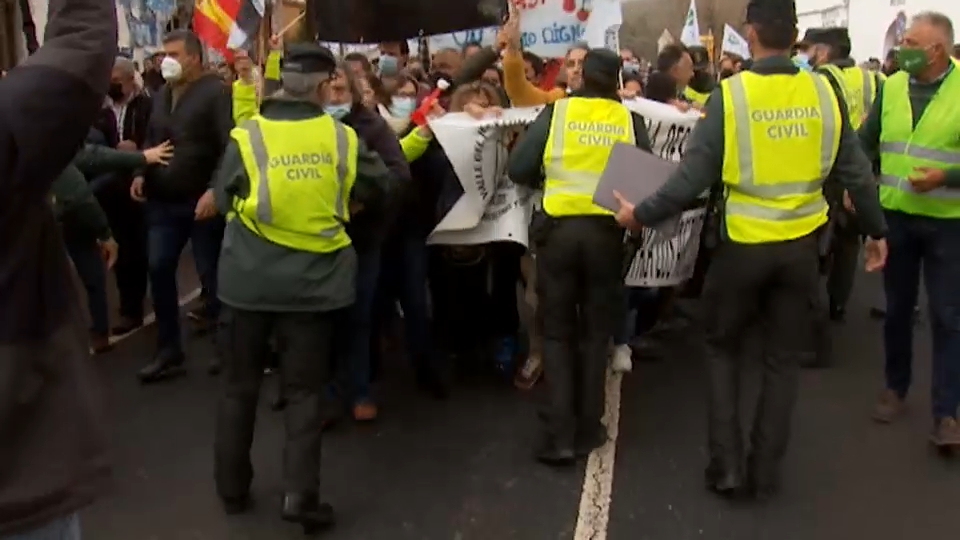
[{"x1": 0, "y1": 0, "x2": 117, "y2": 534}]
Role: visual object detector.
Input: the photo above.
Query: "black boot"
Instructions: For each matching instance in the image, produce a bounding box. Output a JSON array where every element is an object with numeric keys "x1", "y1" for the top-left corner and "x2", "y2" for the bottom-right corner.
[
  {"x1": 704, "y1": 460, "x2": 743, "y2": 497},
  {"x1": 281, "y1": 492, "x2": 334, "y2": 535},
  {"x1": 137, "y1": 349, "x2": 186, "y2": 384}
]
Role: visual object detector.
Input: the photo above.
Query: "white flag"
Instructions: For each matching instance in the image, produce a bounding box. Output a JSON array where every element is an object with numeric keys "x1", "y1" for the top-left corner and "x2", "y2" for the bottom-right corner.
[
  {"x1": 583, "y1": 0, "x2": 623, "y2": 51},
  {"x1": 657, "y1": 29, "x2": 675, "y2": 52},
  {"x1": 721, "y1": 24, "x2": 751, "y2": 59},
  {"x1": 679, "y1": 0, "x2": 701, "y2": 47}
]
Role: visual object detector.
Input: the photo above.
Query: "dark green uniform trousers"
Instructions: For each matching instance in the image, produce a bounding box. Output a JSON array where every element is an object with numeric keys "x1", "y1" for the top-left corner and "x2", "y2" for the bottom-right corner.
[
  {"x1": 701, "y1": 232, "x2": 819, "y2": 485},
  {"x1": 536, "y1": 215, "x2": 623, "y2": 450},
  {"x1": 214, "y1": 306, "x2": 337, "y2": 500}
]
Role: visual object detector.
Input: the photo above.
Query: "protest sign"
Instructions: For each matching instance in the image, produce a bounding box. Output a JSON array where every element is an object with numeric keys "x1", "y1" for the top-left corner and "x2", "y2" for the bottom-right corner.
[
  {"x1": 309, "y1": 0, "x2": 505, "y2": 43},
  {"x1": 428, "y1": 98, "x2": 706, "y2": 286}
]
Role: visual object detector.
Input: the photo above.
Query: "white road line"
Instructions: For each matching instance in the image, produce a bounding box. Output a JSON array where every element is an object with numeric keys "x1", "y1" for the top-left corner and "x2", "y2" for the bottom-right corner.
[
  {"x1": 107, "y1": 287, "x2": 203, "y2": 346},
  {"x1": 573, "y1": 369, "x2": 624, "y2": 540}
]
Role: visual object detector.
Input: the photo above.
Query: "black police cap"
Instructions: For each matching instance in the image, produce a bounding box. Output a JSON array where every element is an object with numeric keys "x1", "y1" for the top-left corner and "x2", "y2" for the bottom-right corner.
[
  {"x1": 746, "y1": 0, "x2": 797, "y2": 26},
  {"x1": 282, "y1": 43, "x2": 337, "y2": 75},
  {"x1": 802, "y1": 27, "x2": 826, "y2": 43}
]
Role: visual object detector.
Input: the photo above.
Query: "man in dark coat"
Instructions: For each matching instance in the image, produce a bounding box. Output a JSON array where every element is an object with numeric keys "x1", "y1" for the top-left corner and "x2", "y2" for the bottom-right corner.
[{"x1": 0, "y1": 0, "x2": 118, "y2": 536}]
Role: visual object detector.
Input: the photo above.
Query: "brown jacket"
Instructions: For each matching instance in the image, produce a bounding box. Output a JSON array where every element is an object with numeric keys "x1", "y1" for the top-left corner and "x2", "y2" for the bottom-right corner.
[{"x1": 0, "y1": 0, "x2": 118, "y2": 534}]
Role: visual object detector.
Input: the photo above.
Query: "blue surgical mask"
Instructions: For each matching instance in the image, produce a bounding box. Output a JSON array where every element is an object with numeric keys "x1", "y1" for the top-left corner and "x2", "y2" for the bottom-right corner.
[
  {"x1": 390, "y1": 96, "x2": 416, "y2": 119},
  {"x1": 379, "y1": 55, "x2": 399, "y2": 76},
  {"x1": 324, "y1": 103, "x2": 351, "y2": 120}
]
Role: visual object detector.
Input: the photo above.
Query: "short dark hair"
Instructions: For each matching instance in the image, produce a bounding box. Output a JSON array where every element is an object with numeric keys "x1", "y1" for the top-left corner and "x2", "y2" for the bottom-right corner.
[
  {"x1": 644, "y1": 71, "x2": 678, "y2": 103},
  {"x1": 521, "y1": 51, "x2": 545, "y2": 76},
  {"x1": 344, "y1": 52, "x2": 372, "y2": 73},
  {"x1": 162, "y1": 29, "x2": 203, "y2": 58},
  {"x1": 754, "y1": 22, "x2": 796, "y2": 51},
  {"x1": 656, "y1": 44, "x2": 689, "y2": 72}
]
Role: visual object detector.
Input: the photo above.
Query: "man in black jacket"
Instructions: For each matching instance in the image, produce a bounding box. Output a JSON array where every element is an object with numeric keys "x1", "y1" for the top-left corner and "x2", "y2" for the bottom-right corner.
[
  {"x1": 96, "y1": 55, "x2": 154, "y2": 336},
  {"x1": 131, "y1": 29, "x2": 233, "y2": 383},
  {"x1": 0, "y1": 0, "x2": 117, "y2": 535}
]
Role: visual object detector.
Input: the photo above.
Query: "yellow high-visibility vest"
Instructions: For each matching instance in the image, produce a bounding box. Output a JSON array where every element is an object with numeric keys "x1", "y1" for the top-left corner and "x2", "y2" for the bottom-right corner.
[
  {"x1": 818, "y1": 63, "x2": 877, "y2": 129},
  {"x1": 232, "y1": 80, "x2": 259, "y2": 125},
  {"x1": 878, "y1": 60, "x2": 960, "y2": 219},
  {"x1": 541, "y1": 97, "x2": 635, "y2": 217},
  {"x1": 231, "y1": 114, "x2": 359, "y2": 253},
  {"x1": 719, "y1": 70, "x2": 841, "y2": 244},
  {"x1": 684, "y1": 86, "x2": 710, "y2": 107}
]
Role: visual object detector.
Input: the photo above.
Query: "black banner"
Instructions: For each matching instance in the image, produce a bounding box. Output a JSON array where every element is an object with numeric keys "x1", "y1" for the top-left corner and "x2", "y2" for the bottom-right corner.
[{"x1": 308, "y1": 0, "x2": 506, "y2": 43}]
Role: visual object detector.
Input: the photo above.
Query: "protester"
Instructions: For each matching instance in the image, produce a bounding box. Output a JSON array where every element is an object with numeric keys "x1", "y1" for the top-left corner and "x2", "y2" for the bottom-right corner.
[
  {"x1": 99, "y1": 55, "x2": 155, "y2": 336},
  {"x1": 132, "y1": 29, "x2": 232, "y2": 383}
]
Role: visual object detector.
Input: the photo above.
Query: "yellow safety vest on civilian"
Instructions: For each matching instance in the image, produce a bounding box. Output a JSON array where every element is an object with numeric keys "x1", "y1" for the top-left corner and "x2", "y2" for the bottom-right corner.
[
  {"x1": 720, "y1": 70, "x2": 841, "y2": 244},
  {"x1": 818, "y1": 63, "x2": 878, "y2": 129},
  {"x1": 232, "y1": 80, "x2": 259, "y2": 125},
  {"x1": 542, "y1": 97, "x2": 635, "y2": 217},
  {"x1": 878, "y1": 61, "x2": 960, "y2": 219},
  {"x1": 230, "y1": 114, "x2": 359, "y2": 253},
  {"x1": 683, "y1": 86, "x2": 710, "y2": 107}
]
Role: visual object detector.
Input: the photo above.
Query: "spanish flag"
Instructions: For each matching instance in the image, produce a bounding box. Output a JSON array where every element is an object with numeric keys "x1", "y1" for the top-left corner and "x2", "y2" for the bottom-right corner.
[{"x1": 193, "y1": 0, "x2": 265, "y2": 54}]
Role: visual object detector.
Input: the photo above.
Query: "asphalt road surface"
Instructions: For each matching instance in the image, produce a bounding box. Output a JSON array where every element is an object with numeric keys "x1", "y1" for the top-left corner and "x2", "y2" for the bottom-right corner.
[{"x1": 78, "y1": 263, "x2": 960, "y2": 540}]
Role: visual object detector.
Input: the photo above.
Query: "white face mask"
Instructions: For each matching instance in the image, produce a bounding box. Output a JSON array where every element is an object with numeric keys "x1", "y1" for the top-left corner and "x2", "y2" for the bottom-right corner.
[{"x1": 160, "y1": 56, "x2": 183, "y2": 82}]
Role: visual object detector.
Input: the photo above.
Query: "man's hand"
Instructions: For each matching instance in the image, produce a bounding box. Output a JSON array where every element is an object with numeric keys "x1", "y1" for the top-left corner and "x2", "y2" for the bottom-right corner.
[
  {"x1": 130, "y1": 176, "x2": 146, "y2": 202},
  {"x1": 417, "y1": 103, "x2": 447, "y2": 137},
  {"x1": 117, "y1": 140, "x2": 138, "y2": 151},
  {"x1": 669, "y1": 99, "x2": 691, "y2": 112},
  {"x1": 863, "y1": 237, "x2": 888, "y2": 272},
  {"x1": 612, "y1": 190, "x2": 642, "y2": 232},
  {"x1": 498, "y1": 5, "x2": 521, "y2": 51},
  {"x1": 842, "y1": 190, "x2": 856, "y2": 213},
  {"x1": 143, "y1": 140, "x2": 174, "y2": 165},
  {"x1": 269, "y1": 34, "x2": 282, "y2": 50},
  {"x1": 98, "y1": 237, "x2": 119, "y2": 269},
  {"x1": 195, "y1": 189, "x2": 217, "y2": 220},
  {"x1": 908, "y1": 166, "x2": 946, "y2": 193}
]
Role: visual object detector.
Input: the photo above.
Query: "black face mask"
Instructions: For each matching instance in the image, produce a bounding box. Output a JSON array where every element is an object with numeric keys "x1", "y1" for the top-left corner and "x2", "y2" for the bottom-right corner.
[
  {"x1": 107, "y1": 82, "x2": 125, "y2": 101},
  {"x1": 719, "y1": 69, "x2": 735, "y2": 80}
]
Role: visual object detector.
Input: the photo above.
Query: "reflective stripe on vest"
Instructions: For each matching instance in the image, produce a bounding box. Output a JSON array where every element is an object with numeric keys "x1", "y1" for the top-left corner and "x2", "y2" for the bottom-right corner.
[
  {"x1": 239, "y1": 117, "x2": 351, "y2": 238},
  {"x1": 725, "y1": 73, "x2": 837, "y2": 202},
  {"x1": 859, "y1": 68, "x2": 875, "y2": 116}
]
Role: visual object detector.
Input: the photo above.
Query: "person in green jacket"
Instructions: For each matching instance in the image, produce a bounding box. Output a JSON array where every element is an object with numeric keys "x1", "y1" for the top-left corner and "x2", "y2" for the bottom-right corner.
[{"x1": 58, "y1": 140, "x2": 172, "y2": 352}]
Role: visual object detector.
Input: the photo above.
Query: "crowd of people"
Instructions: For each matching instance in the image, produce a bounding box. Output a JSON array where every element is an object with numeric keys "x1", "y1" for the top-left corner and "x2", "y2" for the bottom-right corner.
[{"x1": 4, "y1": 0, "x2": 960, "y2": 536}]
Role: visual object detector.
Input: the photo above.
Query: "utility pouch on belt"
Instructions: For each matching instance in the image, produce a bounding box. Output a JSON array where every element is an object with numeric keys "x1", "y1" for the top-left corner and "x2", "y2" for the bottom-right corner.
[
  {"x1": 530, "y1": 210, "x2": 554, "y2": 247},
  {"x1": 701, "y1": 183, "x2": 724, "y2": 250}
]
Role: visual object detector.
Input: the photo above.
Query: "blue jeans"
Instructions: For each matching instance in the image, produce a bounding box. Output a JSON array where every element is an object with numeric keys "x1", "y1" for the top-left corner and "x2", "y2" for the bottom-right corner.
[
  {"x1": 66, "y1": 240, "x2": 108, "y2": 336},
  {"x1": 3, "y1": 513, "x2": 80, "y2": 540},
  {"x1": 374, "y1": 233, "x2": 432, "y2": 373},
  {"x1": 883, "y1": 210, "x2": 960, "y2": 420},
  {"x1": 146, "y1": 200, "x2": 224, "y2": 353},
  {"x1": 613, "y1": 287, "x2": 660, "y2": 345},
  {"x1": 337, "y1": 246, "x2": 381, "y2": 403}
]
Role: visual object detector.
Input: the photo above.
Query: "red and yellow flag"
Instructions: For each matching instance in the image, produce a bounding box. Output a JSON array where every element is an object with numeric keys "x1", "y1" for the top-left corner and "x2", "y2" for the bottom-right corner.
[{"x1": 193, "y1": 0, "x2": 264, "y2": 56}]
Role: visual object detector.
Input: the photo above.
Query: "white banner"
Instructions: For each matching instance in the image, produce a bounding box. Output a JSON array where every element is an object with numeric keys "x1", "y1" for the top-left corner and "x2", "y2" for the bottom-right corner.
[
  {"x1": 721, "y1": 24, "x2": 750, "y2": 59},
  {"x1": 680, "y1": 0, "x2": 701, "y2": 47}
]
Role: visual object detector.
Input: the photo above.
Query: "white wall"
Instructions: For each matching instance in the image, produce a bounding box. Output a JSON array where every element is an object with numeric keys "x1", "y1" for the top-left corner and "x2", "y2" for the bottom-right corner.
[{"x1": 847, "y1": 0, "x2": 959, "y2": 60}]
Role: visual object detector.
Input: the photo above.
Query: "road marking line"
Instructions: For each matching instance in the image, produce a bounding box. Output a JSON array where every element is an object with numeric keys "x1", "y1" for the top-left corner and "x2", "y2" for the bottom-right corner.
[
  {"x1": 573, "y1": 368, "x2": 624, "y2": 540},
  {"x1": 107, "y1": 288, "x2": 203, "y2": 346}
]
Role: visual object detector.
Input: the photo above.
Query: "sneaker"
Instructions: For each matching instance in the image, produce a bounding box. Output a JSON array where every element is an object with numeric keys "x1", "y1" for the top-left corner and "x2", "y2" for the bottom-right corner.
[
  {"x1": 353, "y1": 401, "x2": 378, "y2": 422},
  {"x1": 610, "y1": 344, "x2": 633, "y2": 373},
  {"x1": 930, "y1": 417, "x2": 960, "y2": 447},
  {"x1": 872, "y1": 389, "x2": 904, "y2": 423},
  {"x1": 514, "y1": 354, "x2": 543, "y2": 390}
]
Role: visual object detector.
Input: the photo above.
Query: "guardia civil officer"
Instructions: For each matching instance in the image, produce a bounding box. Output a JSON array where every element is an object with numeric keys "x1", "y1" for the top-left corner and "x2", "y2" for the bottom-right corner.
[
  {"x1": 806, "y1": 27, "x2": 884, "y2": 326},
  {"x1": 508, "y1": 48, "x2": 653, "y2": 466},
  {"x1": 211, "y1": 43, "x2": 392, "y2": 531},
  {"x1": 612, "y1": 0, "x2": 889, "y2": 498}
]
